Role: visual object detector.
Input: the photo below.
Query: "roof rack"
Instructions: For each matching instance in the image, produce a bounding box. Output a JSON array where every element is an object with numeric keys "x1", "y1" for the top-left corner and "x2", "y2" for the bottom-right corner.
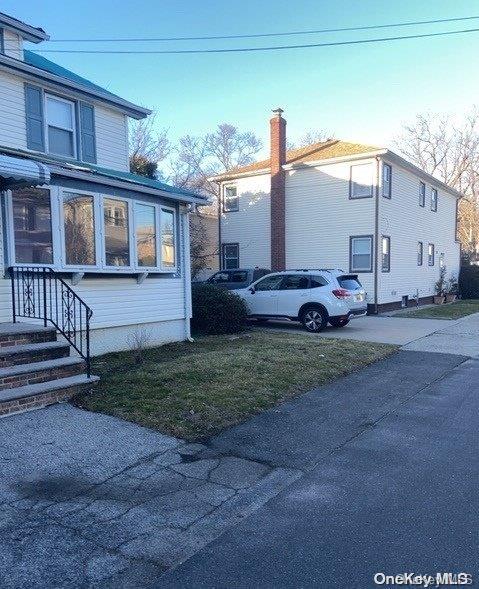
[{"x1": 285, "y1": 268, "x2": 345, "y2": 273}]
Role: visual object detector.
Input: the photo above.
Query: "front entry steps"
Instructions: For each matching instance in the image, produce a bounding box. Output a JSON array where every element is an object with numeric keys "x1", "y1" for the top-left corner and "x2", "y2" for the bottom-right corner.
[{"x1": 0, "y1": 323, "x2": 98, "y2": 417}]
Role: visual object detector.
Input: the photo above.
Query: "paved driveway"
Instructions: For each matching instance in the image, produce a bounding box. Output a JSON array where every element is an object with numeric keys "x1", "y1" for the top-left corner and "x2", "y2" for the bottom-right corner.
[{"x1": 257, "y1": 312, "x2": 479, "y2": 355}]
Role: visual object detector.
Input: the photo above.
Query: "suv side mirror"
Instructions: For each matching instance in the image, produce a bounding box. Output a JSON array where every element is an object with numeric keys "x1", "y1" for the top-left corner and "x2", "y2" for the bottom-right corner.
[{"x1": 249, "y1": 286, "x2": 256, "y2": 294}]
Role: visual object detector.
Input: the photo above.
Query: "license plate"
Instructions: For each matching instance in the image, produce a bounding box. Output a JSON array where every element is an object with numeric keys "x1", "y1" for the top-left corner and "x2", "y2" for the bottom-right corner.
[{"x1": 355, "y1": 293, "x2": 364, "y2": 301}]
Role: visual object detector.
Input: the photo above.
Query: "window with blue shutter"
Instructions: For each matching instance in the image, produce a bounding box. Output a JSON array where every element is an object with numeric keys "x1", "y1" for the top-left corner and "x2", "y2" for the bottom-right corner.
[
  {"x1": 25, "y1": 84, "x2": 45, "y2": 152},
  {"x1": 79, "y1": 103, "x2": 96, "y2": 163}
]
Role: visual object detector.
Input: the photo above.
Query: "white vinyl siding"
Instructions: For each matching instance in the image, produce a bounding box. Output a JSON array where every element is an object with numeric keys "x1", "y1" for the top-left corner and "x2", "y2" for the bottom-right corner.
[
  {"x1": 286, "y1": 159, "x2": 377, "y2": 300},
  {"x1": 0, "y1": 71, "x2": 27, "y2": 150},
  {"x1": 3, "y1": 29, "x2": 23, "y2": 60},
  {"x1": 378, "y1": 159, "x2": 459, "y2": 304},
  {"x1": 220, "y1": 174, "x2": 271, "y2": 269},
  {"x1": 95, "y1": 106, "x2": 129, "y2": 171}
]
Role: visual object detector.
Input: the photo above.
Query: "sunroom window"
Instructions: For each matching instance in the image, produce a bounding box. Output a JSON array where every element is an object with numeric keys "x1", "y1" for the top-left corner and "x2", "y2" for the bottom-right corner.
[
  {"x1": 12, "y1": 187, "x2": 53, "y2": 264},
  {"x1": 104, "y1": 198, "x2": 130, "y2": 267},
  {"x1": 135, "y1": 203, "x2": 157, "y2": 267},
  {"x1": 63, "y1": 193, "x2": 96, "y2": 266},
  {"x1": 161, "y1": 207, "x2": 176, "y2": 268}
]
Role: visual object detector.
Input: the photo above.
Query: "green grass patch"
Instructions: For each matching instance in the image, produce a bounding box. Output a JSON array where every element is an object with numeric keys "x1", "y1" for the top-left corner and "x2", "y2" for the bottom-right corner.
[
  {"x1": 394, "y1": 299, "x2": 479, "y2": 320},
  {"x1": 74, "y1": 331, "x2": 396, "y2": 441}
]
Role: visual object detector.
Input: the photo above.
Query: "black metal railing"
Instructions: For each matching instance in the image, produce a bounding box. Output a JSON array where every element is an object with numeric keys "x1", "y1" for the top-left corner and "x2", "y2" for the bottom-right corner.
[{"x1": 9, "y1": 266, "x2": 92, "y2": 377}]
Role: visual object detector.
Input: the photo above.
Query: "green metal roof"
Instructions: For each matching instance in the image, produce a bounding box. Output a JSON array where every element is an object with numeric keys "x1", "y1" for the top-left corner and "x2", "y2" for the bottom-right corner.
[{"x1": 24, "y1": 50, "x2": 129, "y2": 104}]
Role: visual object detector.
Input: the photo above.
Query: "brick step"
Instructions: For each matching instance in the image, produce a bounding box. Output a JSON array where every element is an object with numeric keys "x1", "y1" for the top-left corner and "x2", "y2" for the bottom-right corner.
[
  {"x1": 0, "y1": 323, "x2": 57, "y2": 347},
  {"x1": 0, "y1": 357, "x2": 86, "y2": 390},
  {"x1": 0, "y1": 374, "x2": 100, "y2": 417},
  {"x1": 0, "y1": 341, "x2": 70, "y2": 367}
]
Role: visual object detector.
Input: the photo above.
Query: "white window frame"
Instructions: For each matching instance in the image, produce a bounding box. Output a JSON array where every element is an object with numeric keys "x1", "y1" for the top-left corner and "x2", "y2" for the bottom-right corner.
[
  {"x1": 222, "y1": 184, "x2": 239, "y2": 212},
  {"x1": 428, "y1": 243, "x2": 435, "y2": 266},
  {"x1": 160, "y1": 205, "x2": 178, "y2": 271},
  {"x1": 350, "y1": 163, "x2": 374, "y2": 199},
  {"x1": 134, "y1": 201, "x2": 160, "y2": 271},
  {"x1": 44, "y1": 93, "x2": 77, "y2": 159},
  {"x1": 419, "y1": 182, "x2": 426, "y2": 207},
  {"x1": 349, "y1": 235, "x2": 373, "y2": 273},
  {"x1": 6, "y1": 187, "x2": 179, "y2": 275},
  {"x1": 222, "y1": 243, "x2": 239, "y2": 270},
  {"x1": 431, "y1": 187, "x2": 438, "y2": 212}
]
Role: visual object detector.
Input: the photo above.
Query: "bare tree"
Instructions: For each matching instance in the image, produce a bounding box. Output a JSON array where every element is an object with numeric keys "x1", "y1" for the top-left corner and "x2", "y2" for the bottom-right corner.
[
  {"x1": 395, "y1": 110, "x2": 479, "y2": 259},
  {"x1": 129, "y1": 113, "x2": 170, "y2": 178},
  {"x1": 288, "y1": 129, "x2": 334, "y2": 150}
]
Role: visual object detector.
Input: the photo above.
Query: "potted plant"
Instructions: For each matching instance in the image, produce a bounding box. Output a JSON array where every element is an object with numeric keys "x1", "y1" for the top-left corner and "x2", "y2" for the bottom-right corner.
[
  {"x1": 445, "y1": 275, "x2": 458, "y2": 303},
  {"x1": 434, "y1": 266, "x2": 446, "y2": 304}
]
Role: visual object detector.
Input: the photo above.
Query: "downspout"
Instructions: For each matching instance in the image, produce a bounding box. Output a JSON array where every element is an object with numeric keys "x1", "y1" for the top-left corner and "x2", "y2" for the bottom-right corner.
[
  {"x1": 217, "y1": 181, "x2": 222, "y2": 269},
  {"x1": 182, "y1": 205, "x2": 194, "y2": 342},
  {"x1": 373, "y1": 156, "x2": 380, "y2": 314}
]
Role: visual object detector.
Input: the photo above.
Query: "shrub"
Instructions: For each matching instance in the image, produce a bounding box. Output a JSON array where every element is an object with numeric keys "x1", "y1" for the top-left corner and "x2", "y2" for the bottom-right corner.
[
  {"x1": 191, "y1": 284, "x2": 248, "y2": 335},
  {"x1": 459, "y1": 265, "x2": 479, "y2": 298}
]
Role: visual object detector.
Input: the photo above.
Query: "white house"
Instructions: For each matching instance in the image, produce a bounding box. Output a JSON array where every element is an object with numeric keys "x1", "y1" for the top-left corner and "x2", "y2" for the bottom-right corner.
[
  {"x1": 0, "y1": 11, "x2": 207, "y2": 362},
  {"x1": 212, "y1": 109, "x2": 461, "y2": 312}
]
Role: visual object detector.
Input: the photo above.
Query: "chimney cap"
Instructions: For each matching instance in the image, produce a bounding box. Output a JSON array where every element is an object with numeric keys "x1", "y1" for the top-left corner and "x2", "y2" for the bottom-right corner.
[{"x1": 272, "y1": 107, "x2": 284, "y2": 117}]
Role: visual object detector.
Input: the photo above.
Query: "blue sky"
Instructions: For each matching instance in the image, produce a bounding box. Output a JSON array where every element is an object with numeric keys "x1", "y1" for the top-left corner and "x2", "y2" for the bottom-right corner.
[{"x1": 6, "y1": 0, "x2": 479, "y2": 154}]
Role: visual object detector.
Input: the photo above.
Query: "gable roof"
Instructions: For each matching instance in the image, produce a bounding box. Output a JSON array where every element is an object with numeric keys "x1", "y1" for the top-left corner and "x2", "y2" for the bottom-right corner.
[
  {"x1": 212, "y1": 140, "x2": 380, "y2": 180},
  {"x1": 0, "y1": 11, "x2": 48, "y2": 43}
]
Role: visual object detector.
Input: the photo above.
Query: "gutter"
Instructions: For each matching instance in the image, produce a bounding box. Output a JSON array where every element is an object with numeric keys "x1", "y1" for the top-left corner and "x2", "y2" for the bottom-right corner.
[
  {"x1": 0, "y1": 54, "x2": 150, "y2": 119},
  {"x1": 0, "y1": 13, "x2": 49, "y2": 42},
  {"x1": 216, "y1": 181, "x2": 222, "y2": 269},
  {"x1": 181, "y1": 207, "x2": 194, "y2": 342}
]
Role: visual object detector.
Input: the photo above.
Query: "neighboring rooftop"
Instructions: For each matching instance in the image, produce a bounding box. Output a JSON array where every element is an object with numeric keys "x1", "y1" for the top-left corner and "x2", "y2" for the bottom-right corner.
[
  {"x1": 0, "y1": 11, "x2": 49, "y2": 43},
  {"x1": 213, "y1": 140, "x2": 380, "y2": 180}
]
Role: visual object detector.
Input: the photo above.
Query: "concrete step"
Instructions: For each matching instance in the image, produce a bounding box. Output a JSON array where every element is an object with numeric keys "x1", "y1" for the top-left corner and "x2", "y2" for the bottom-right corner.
[
  {"x1": 0, "y1": 323, "x2": 57, "y2": 347},
  {"x1": 0, "y1": 357, "x2": 86, "y2": 390},
  {"x1": 0, "y1": 373, "x2": 100, "y2": 417},
  {"x1": 0, "y1": 341, "x2": 70, "y2": 367}
]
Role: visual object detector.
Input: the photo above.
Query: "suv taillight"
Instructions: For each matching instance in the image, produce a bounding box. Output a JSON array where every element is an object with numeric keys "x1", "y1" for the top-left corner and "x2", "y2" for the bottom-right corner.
[{"x1": 332, "y1": 288, "x2": 351, "y2": 299}]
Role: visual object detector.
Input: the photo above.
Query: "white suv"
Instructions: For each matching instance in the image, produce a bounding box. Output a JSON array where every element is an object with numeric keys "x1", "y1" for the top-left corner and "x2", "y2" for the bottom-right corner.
[{"x1": 235, "y1": 269, "x2": 367, "y2": 332}]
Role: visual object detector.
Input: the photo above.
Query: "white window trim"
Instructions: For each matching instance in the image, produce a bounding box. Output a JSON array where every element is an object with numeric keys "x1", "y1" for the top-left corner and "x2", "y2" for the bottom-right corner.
[
  {"x1": 222, "y1": 243, "x2": 240, "y2": 270},
  {"x1": 350, "y1": 163, "x2": 374, "y2": 199},
  {"x1": 222, "y1": 184, "x2": 239, "y2": 212},
  {"x1": 160, "y1": 205, "x2": 178, "y2": 272},
  {"x1": 44, "y1": 93, "x2": 77, "y2": 159},
  {"x1": 6, "y1": 187, "x2": 179, "y2": 275},
  {"x1": 349, "y1": 235, "x2": 373, "y2": 273},
  {"x1": 134, "y1": 201, "x2": 159, "y2": 272}
]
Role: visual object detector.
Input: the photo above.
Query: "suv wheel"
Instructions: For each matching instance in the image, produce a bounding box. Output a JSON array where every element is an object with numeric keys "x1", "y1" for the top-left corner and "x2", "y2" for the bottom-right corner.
[
  {"x1": 329, "y1": 317, "x2": 350, "y2": 328},
  {"x1": 300, "y1": 306, "x2": 328, "y2": 333}
]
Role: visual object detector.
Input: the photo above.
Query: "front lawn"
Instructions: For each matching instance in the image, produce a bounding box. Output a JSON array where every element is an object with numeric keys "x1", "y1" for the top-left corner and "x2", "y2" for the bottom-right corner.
[
  {"x1": 74, "y1": 332, "x2": 396, "y2": 440},
  {"x1": 394, "y1": 299, "x2": 479, "y2": 320}
]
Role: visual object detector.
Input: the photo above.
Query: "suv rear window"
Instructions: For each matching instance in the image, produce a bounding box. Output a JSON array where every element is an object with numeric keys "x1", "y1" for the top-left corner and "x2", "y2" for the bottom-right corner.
[
  {"x1": 338, "y1": 275, "x2": 362, "y2": 290},
  {"x1": 229, "y1": 271, "x2": 248, "y2": 283}
]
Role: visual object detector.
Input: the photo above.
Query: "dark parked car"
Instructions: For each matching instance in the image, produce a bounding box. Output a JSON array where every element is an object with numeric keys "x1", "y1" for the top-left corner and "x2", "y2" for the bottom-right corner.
[{"x1": 204, "y1": 268, "x2": 271, "y2": 290}]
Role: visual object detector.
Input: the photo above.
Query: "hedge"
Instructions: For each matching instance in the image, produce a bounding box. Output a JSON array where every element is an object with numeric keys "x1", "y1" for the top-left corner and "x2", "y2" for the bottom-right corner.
[
  {"x1": 459, "y1": 265, "x2": 479, "y2": 299},
  {"x1": 191, "y1": 284, "x2": 248, "y2": 335}
]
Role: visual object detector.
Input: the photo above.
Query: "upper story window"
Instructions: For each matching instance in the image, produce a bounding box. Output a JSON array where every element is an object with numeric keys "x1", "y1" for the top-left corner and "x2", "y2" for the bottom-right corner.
[
  {"x1": 223, "y1": 185, "x2": 239, "y2": 212},
  {"x1": 350, "y1": 163, "x2": 373, "y2": 199},
  {"x1": 45, "y1": 94, "x2": 76, "y2": 158},
  {"x1": 382, "y1": 164, "x2": 392, "y2": 198},
  {"x1": 431, "y1": 188, "x2": 438, "y2": 212},
  {"x1": 419, "y1": 182, "x2": 426, "y2": 207}
]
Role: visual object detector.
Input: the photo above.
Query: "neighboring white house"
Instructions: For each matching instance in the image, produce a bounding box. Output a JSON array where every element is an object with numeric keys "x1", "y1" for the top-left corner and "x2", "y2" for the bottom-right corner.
[
  {"x1": 211, "y1": 109, "x2": 461, "y2": 312},
  {"x1": 0, "y1": 11, "x2": 208, "y2": 355}
]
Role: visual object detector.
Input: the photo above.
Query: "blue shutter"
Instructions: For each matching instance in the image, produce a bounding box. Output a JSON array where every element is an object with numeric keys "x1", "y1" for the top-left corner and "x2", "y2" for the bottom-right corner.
[
  {"x1": 79, "y1": 102, "x2": 96, "y2": 163},
  {"x1": 25, "y1": 84, "x2": 45, "y2": 152},
  {"x1": 0, "y1": 29, "x2": 4, "y2": 54}
]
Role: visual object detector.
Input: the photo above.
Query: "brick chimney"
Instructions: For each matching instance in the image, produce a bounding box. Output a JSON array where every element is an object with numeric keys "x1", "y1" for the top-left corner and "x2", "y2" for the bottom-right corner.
[{"x1": 270, "y1": 107, "x2": 286, "y2": 271}]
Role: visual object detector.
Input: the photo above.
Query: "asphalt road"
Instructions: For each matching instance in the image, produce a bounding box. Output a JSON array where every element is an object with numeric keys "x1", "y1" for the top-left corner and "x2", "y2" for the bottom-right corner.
[{"x1": 160, "y1": 354, "x2": 479, "y2": 589}]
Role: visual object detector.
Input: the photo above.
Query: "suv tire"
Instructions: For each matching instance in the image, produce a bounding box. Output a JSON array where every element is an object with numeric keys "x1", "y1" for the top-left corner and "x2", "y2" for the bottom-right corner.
[
  {"x1": 300, "y1": 306, "x2": 328, "y2": 333},
  {"x1": 329, "y1": 317, "x2": 350, "y2": 328}
]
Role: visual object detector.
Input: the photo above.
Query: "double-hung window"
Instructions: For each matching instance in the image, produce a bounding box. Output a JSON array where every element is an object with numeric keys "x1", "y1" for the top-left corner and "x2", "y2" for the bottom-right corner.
[
  {"x1": 381, "y1": 236, "x2": 390, "y2": 272},
  {"x1": 104, "y1": 198, "x2": 130, "y2": 267},
  {"x1": 431, "y1": 188, "x2": 438, "y2": 212},
  {"x1": 419, "y1": 182, "x2": 426, "y2": 207},
  {"x1": 135, "y1": 203, "x2": 157, "y2": 267},
  {"x1": 223, "y1": 185, "x2": 239, "y2": 212},
  {"x1": 350, "y1": 163, "x2": 374, "y2": 199},
  {"x1": 428, "y1": 243, "x2": 435, "y2": 266},
  {"x1": 417, "y1": 242, "x2": 423, "y2": 266},
  {"x1": 45, "y1": 94, "x2": 76, "y2": 158},
  {"x1": 160, "y1": 207, "x2": 176, "y2": 269},
  {"x1": 382, "y1": 164, "x2": 392, "y2": 198},
  {"x1": 63, "y1": 193, "x2": 96, "y2": 266},
  {"x1": 350, "y1": 236, "x2": 373, "y2": 272},
  {"x1": 222, "y1": 243, "x2": 239, "y2": 269}
]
